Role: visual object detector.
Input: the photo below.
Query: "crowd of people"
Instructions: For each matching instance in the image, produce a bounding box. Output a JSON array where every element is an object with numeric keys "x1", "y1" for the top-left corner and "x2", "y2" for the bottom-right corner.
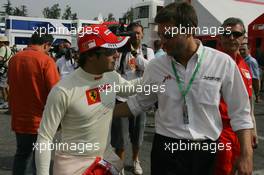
[{"x1": 0, "y1": 2, "x2": 264, "y2": 175}]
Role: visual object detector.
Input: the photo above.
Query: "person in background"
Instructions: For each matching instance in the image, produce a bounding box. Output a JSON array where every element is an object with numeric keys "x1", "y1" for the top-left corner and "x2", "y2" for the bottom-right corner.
[
  {"x1": 255, "y1": 40, "x2": 264, "y2": 92},
  {"x1": 153, "y1": 39, "x2": 166, "y2": 58},
  {"x1": 55, "y1": 42, "x2": 66, "y2": 60},
  {"x1": 239, "y1": 42, "x2": 261, "y2": 103},
  {"x1": 63, "y1": 40, "x2": 71, "y2": 49},
  {"x1": 214, "y1": 17, "x2": 257, "y2": 175},
  {"x1": 11, "y1": 44, "x2": 18, "y2": 53},
  {"x1": 8, "y1": 30, "x2": 60, "y2": 175},
  {"x1": 112, "y1": 22, "x2": 154, "y2": 175},
  {"x1": 0, "y1": 36, "x2": 13, "y2": 110},
  {"x1": 56, "y1": 48, "x2": 78, "y2": 79}
]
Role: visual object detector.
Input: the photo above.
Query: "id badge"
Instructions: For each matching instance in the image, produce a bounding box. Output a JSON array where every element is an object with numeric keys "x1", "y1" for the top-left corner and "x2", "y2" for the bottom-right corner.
[{"x1": 183, "y1": 101, "x2": 189, "y2": 124}]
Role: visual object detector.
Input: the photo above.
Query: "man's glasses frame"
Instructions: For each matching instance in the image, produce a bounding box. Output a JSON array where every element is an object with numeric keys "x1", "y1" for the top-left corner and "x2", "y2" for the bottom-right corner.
[{"x1": 223, "y1": 31, "x2": 244, "y2": 38}]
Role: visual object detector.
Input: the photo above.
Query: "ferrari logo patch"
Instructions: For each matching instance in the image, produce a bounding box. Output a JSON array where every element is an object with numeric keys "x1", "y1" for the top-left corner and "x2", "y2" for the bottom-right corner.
[{"x1": 86, "y1": 88, "x2": 101, "y2": 105}]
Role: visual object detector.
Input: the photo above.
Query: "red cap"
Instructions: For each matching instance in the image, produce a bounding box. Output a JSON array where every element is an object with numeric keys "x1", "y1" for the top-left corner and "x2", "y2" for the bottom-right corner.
[{"x1": 78, "y1": 24, "x2": 129, "y2": 53}]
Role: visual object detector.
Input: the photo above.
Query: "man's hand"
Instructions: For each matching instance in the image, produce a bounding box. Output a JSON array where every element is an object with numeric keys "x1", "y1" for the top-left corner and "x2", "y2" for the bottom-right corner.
[
  {"x1": 113, "y1": 102, "x2": 134, "y2": 118},
  {"x1": 232, "y1": 150, "x2": 253, "y2": 175},
  {"x1": 234, "y1": 129, "x2": 253, "y2": 175},
  {"x1": 251, "y1": 129, "x2": 258, "y2": 149}
]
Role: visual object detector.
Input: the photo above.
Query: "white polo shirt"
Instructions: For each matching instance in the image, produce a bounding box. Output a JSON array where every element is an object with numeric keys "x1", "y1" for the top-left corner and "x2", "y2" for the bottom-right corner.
[{"x1": 127, "y1": 42, "x2": 253, "y2": 141}]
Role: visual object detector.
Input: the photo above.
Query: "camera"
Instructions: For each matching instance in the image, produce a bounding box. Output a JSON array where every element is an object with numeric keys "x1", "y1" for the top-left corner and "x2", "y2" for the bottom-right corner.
[{"x1": 107, "y1": 22, "x2": 136, "y2": 38}]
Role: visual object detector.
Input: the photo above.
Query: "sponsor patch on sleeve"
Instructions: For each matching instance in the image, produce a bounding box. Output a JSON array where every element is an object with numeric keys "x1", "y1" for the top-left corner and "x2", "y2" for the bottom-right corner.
[{"x1": 241, "y1": 68, "x2": 252, "y2": 79}]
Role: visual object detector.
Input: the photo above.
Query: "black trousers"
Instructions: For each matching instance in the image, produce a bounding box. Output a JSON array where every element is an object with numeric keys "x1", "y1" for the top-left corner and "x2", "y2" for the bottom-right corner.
[
  {"x1": 151, "y1": 133, "x2": 216, "y2": 175},
  {"x1": 13, "y1": 133, "x2": 38, "y2": 175}
]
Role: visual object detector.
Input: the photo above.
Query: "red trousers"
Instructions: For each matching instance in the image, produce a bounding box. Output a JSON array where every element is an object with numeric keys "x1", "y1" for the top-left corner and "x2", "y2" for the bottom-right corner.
[{"x1": 214, "y1": 127, "x2": 240, "y2": 175}]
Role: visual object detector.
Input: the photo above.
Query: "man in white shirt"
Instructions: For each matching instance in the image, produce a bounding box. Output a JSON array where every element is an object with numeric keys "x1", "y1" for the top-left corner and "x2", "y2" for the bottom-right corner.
[
  {"x1": 35, "y1": 24, "x2": 141, "y2": 175},
  {"x1": 112, "y1": 22, "x2": 154, "y2": 175},
  {"x1": 154, "y1": 39, "x2": 166, "y2": 58},
  {"x1": 114, "y1": 2, "x2": 253, "y2": 175},
  {"x1": 56, "y1": 48, "x2": 78, "y2": 79}
]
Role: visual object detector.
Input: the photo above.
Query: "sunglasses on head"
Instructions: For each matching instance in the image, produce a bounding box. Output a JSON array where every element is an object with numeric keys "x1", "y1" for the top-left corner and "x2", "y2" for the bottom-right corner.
[{"x1": 223, "y1": 31, "x2": 244, "y2": 38}]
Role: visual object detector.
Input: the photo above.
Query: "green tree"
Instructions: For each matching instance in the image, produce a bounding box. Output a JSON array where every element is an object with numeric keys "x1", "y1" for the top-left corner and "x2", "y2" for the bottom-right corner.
[
  {"x1": 71, "y1": 13, "x2": 77, "y2": 20},
  {"x1": 20, "y1": 5, "x2": 27, "y2": 16},
  {"x1": 42, "y1": 7, "x2": 51, "y2": 18},
  {"x1": 62, "y1": 5, "x2": 71, "y2": 20},
  {"x1": 13, "y1": 7, "x2": 22, "y2": 16},
  {"x1": 50, "y1": 4, "x2": 61, "y2": 19},
  {"x1": 0, "y1": 0, "x2": 13, "y2": 16},
  {"x1": 106, "y1": 13, "x2": 116, "y2": 22},
  {"x1": 42, "y1": 3, "x2": 61, "y2": 19},
  {"x1": 12, "y1": 5, "x2": 27, "y2": 16},
  {"x1": 123, "y1": 8, "x2": 133, "y2": 24},
  {"x1": 62, "y1": 5, "x2": 77, "y2": 20}
]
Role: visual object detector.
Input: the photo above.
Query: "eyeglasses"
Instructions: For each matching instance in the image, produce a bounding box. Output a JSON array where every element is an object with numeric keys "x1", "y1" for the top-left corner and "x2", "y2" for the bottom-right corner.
[{"x1": 223, "y1": 31, "x2": 244, "y2": 38}]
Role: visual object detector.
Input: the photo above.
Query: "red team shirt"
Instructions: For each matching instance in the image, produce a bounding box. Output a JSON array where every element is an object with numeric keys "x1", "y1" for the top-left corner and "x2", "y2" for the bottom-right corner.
[
  {"x1": 220, "y1": 54, "x2": 252, "y2": 125},
  {"x1": 215, "y1": 54, "x2": 252, "y2": 175}
]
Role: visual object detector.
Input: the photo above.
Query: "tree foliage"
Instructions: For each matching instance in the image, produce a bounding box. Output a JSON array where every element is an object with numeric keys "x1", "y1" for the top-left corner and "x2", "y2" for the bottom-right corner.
[
  {"x1": 62, "y1": 5, "x2": 78, "y2": 20},
  {"x1": 123, "y1": 8, "x2": 133, "y2": 24},
  {"x1": 1, "y1": 0, "x2": 13, "y2": 15},
  {"x1": 12, "y1": 5, "x2": 27, "y2": 16},
  {"x1": 106, "y1": 13, "x2": 116, "y2": 22},
  {"x1": 0, "y1": 0, "x2": 28, "y2": 16},
  {"x1": 42, "y1": 3, "x2": 61, "y2": 19}
]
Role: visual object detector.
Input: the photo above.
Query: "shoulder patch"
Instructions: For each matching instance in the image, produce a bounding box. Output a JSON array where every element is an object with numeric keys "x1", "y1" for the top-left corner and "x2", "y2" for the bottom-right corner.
[{"x1": 240, "y1": 68, "x2": 251, "y2": 80}]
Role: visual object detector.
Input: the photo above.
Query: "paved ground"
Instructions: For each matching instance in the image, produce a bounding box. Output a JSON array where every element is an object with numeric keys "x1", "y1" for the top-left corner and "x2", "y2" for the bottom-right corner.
[{"x1": 0, "y1": 96, "x2": 264, "y2": 175}]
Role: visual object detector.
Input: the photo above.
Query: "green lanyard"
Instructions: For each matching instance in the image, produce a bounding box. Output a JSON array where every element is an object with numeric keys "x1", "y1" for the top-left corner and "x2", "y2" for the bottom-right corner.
[
  {"x1": 171, "y1": 48, "x2": 205, "y2": 124},
  {"x1": 171, "y1": 48, "x2": 205, "y2": 100}
]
